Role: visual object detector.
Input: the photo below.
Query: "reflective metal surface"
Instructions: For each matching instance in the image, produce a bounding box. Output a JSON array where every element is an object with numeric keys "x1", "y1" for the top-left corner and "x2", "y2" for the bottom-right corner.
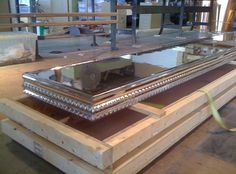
[{"x1": 23, "y1": 32, "x2": 236, "y2": 121}]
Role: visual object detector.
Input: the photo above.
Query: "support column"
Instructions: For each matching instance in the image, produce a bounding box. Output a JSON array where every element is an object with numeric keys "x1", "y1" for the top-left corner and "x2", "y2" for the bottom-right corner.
[
  {"x1": 191, "y1": 0, "x2": 197, "y2": 30},
  {"x1": 30, "y1": 0, "x2": 37, "y2": 33},
  {"x1": 208, "y1": 0, "x2": 214, "y2": 32},
  {"x1": 179, "y1": 0, "x2": 185, "y2": 35},
  {"x1": 132, "y1": 0, "x2": 138, "y2": 44},
  {"x1": 110, "y1": 0, "x2": 117, "y2": 50},
  {"x1": 91, "y1": 0, "x2": 98, "y2": 46},
  {"x1": 15, "y1": 0, "x2": 21, "y2": 31},
  {"x1": 159, "y1": 0, "x2": 166, "y2": 35}
]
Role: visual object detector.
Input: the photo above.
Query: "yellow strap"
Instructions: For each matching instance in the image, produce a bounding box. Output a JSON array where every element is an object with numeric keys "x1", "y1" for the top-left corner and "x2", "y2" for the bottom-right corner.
[{"x1": 199, "y1": 89, "x2": 236, "y2": 132}]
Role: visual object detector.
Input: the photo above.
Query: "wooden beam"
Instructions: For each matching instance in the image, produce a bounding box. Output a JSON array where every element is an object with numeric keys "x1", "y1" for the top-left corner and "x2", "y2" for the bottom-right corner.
[
  {"x1": 2, "y1": 80, "x2": 235, "y2": 174},
  {"x1": 104, "y1": 69, "x2": 236, "y2": 163},
  {"x1": 130, "y1": 103, "x2": 165, "y2": 117},
  {"x1": 117, "y1": 6, "x2": 211, "y2": 14},
  {"x1": 116, "y1": 5, "x2": 132, "y2": 10},
  {"x1": 113, "y1": 84, "x2": 236, "y2": 174},
  {"x1": 0, "y1": 12, "x2": 117, "y2": 18},
  {"x1": 38, "y1": 32, "x2": 109, "y2": 40},
  {"x1": 1, "y1": 119, "x2": 105, "y2": 174},
  {"x1": 0, "y1": 99, "x2": 112, "y2": 169},
  {"x1": 0, "y1": 20, "x2": 117, "y2": 29},
  {"x1": 0, "y1": 114, "x2": 5, "y2": 121}
]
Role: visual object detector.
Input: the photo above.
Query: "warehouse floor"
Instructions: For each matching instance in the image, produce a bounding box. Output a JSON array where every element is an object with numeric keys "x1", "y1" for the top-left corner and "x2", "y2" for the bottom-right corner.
[{"x1": 0, "y1": 32, "x2": 236, "y2": 174}]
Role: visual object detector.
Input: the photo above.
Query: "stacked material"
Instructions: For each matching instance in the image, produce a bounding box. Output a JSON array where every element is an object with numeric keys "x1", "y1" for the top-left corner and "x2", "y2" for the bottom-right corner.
[
  {"x1": 22, "y1": 32, "x2": 236, "y2": 121},
  {"x1": 0, "y1": 31, "x2": 37, "y2": 65}
]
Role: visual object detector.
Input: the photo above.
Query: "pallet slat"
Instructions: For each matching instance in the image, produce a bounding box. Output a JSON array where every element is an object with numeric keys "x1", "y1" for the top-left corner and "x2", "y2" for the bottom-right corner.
[
  {"x1": 1, "y1": 119, "x2": 105, "y2": 174},
  {"x1": 130, "y1": 103, "x2": 166, "y2": 117},
  {"x1": 2, "y1": 84, "x2": 235, "y2": 174},
  {"x1": 113, "y1": 85, "x2": 236, "y2": 174},
  {"x1": 0, "y1": 12, "x2": 117, "y2": 18},
  {"x1": 0, "y1": 20, "x2": 117, "y2": 29},
  {"x1": 0, "y1": 99, "x2": 112, "y2": 170},
  {"x1": 104, "y1": 69, "x2": 236, "y2": 163}
]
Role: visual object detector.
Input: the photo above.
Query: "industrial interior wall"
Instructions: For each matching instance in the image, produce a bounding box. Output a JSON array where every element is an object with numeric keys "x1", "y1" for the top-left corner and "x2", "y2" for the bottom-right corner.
[
  {"x1": 0, "y1": 0, "x2": 11, "y2": 31},
  {"x1": 50, "y1": 0, "x2": 68, "y2": 32},
  {"x1": 38, "y1": 0, "x2": 77, "y2": 32},
  {"x1": 51, "y1": 0, "x2": 78, "y2": 32},
  {"x1": 38, "y1": 0, "x2": 51, "y2": 12}
]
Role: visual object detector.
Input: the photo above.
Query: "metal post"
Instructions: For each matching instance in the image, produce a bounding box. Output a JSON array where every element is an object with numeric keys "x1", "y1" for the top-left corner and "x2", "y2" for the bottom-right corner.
[
  {"x1": 159, "y1": 0, "x2": 166, "y2": 35},
  {"x1": 91, "y1": 0, "x2": 98, "y2": 46},
  {"x1": 216, "y1": 4, "x2": 221, "y2": 32},
  {"x1": 110, "y1": 0, "x2": 117, "y2": 50},
  {"x1": 67, "y1": 0, "x2": 70, "y2": 21},
  {"x1": 208, "y1": 0, "x2": 214, "y2": 32},
  {"x1": 30, "y1": 0, "x2": 37, "y2": 34},
  {"x1": 191, "y1": 0, "x2": 197, "y2": 30},
  {"x1": 35, "y1": 40, "x2": 40, "y2": 59},
  {"x1": 179, "y1": 0, "x2": 185, "y2": 35},
  {"x1": 8, "y1": 0, "x2": 13, "y2": 31},
  {"x1": 15, "y1": 0, "x2": 21, "y2": 31},
  {"x1": 30, "y1": 0, "x2": 39, "y2": 58},
  {"x1": 132, "y1": 0, "x2": 138, "y2": 44}
]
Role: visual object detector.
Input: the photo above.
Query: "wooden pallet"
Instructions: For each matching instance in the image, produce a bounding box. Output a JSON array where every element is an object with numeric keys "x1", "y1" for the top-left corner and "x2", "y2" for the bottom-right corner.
[{"x1": 0, "y1": 64, "x2": 236, "y2": 174}]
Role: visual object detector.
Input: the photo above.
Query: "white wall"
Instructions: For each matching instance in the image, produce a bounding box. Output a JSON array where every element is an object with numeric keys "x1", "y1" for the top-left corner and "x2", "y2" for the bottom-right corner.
[
  {"x1": 38, "y1": 0, "x2": 71, "y2": 13},
  {"x1": 38, "y1": 0, "x2": 51, "y2": 12}
]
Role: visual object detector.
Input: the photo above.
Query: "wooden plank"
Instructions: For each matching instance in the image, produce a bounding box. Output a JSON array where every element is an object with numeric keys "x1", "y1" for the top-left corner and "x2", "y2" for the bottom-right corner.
[
  {"x1": 39, "y1": 32, "x2": 109, "y2": 40},
  {"x1": 0, "y1": 20, "x2": 117, "y2": 29},
  {"x1": 1, "y1": 119, "x2": 106, "y2": 174},
  {"x1": 0, "y1": 12, "x2": 117, "y2": 18},
  {"x1": 116, "y1": 5, "x2": 132, "y2": 10},
  {"x1": 0, "y1": 99, "x2": 112, "y2": 170},
  {"x1": 0, "y1": 114, "x2": 5, "y2": 121},
  {"x1": 130, "y1": 103, "x2": 166, "y2": 117},
  {"x1": 3, "y1": 82, "x2": 235, "y2": 174},
  {"x1": 113, "y1": 84, "x2": 236, "y2": 174},
  {"x1": 116, "y1": 6, "x2": 211, "y2": 13},
  {"x1": 104, "y1": 69, "x2": 236, "y2": 163}
]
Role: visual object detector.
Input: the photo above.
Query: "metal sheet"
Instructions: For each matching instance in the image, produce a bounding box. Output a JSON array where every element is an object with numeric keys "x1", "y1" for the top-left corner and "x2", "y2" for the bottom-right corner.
[{"x1": 23, "y1": 32, "x2": 236, "y2": 121}]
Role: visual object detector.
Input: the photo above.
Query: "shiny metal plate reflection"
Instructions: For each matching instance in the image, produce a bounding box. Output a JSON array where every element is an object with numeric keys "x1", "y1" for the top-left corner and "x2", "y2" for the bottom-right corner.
[{"x1": 23, "y1": 32, "x2": 236, "y2": 121}]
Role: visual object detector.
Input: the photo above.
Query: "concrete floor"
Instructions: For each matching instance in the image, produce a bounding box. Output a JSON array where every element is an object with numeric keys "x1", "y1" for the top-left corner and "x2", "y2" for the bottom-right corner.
[{"x1": 37, "y1": 30, "x2": 206, "y2": 58}]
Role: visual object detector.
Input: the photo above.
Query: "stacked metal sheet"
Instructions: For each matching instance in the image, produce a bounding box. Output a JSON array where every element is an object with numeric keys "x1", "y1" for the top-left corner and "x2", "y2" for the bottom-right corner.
[{"x1": 23, "y1": 32, "x2": 236, "y2": 121}]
